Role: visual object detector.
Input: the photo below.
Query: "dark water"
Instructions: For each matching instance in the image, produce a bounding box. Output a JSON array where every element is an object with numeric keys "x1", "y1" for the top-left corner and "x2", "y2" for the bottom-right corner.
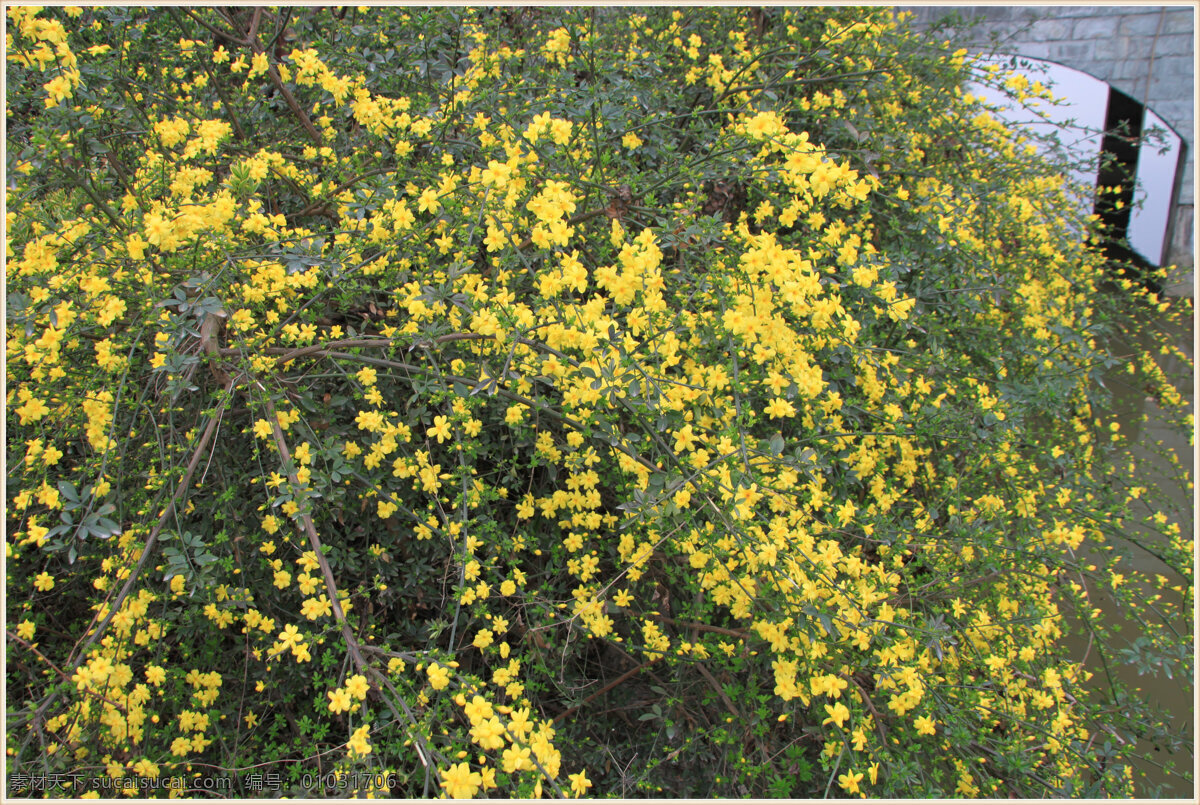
[{"x1": 1067, "y1": 311, "x2": 1195, "y2": 796}]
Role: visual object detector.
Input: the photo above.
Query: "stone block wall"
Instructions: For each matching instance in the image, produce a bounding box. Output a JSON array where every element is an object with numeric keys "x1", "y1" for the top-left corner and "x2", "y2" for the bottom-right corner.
[{"x1": 898, "y1": 5, "x2": 1195, "y2": 294}]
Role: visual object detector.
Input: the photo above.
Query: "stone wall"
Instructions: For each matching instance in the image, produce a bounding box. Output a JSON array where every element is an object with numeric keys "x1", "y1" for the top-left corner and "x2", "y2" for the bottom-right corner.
[{"x1": 898, "y1": 5, "x2": 1194, "y2": 295}]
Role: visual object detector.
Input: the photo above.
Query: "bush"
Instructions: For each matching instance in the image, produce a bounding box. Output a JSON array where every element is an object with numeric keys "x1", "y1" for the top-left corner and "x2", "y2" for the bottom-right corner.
[{"x1": 6, "y1": 6, "x2": 1193, "y2": 798}]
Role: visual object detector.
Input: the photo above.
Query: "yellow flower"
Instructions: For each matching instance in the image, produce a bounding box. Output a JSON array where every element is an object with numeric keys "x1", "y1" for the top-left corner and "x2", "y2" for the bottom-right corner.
[
  {"x1": 328, "y1": 687, "x2": 352, "y2": 714},
  {"x1": 838, "y1": 769, "x2": 864, "y2": 795},
  {"x1": 569, "y1": 770, "x2": 592, "y2": 797},
  {"x1": 37, "y1": 443, "x2": 61, "y2": 467},
  {"x1": 131, "y1": 758, "x2": 159, "y2": 778},
  {"x1": 914, "y1": 715, "x2": 936, "y2": 736},
  {"x1": 277, "y1": 623, "x2": 302, "y2": 648},
  {"x1": 427, "y1": 663, "x2": 450, "y2": 690},
  {"x1": 301, "y1": 595, "x2": 333, "y2": 620},
  {"x1": 822, "y1": 701, "x2": 850, "y2": 728},
  {"x1": 347, "y1": 724, "x2": 372, "y2": 757},
  {"x1": 16, "y1": 620, "x2": 36, "y2": 641},
  {"x1": 16, "y1": 396, "x2": 50, "y2": 425},
  {"x1": 461, "y1": 694, "x2": 490, "y2": 722},
  {"x1": 145, "y1": 665, "x2": 166, "y2": 686},
  {"x1": 345, "y1": 674, "x2": 370, "y2": 700},
  {"x1": 439, "y1": 762, "x2": 482, "y2": 799},
  {"x1": 43, "y1": 75, "x2": 73, "y2": 106},
  {"x1": 427, "y1": 415, "x2": 452, "y2": 443},
  {"x1": 248, "y1": 51, "x2": 269, "y2": 78},
  {"x1": 417, "y1": 187, "x2": 440, "y2": 214},
  {"x1": 673, "y1": 424, "x2": 697, "y2": 453},
  {"x1": 502, "y1": 745, "x2": 532, "y2": 773},
  {"x1": 356, "y1": 409, "x2": 385, "y2": 432},
  {"x1": 470, "y1": 716, "x2": 506, "y2": 750},
  {"x1": 483, "y1": 225, "x2": 508, "y2": 252},
  {"x1": 765, "y1": 397, "x2": 795, "y2": 418},
  {"x1": 34, "y1": 572, "x2": 55, "y2": 592}
]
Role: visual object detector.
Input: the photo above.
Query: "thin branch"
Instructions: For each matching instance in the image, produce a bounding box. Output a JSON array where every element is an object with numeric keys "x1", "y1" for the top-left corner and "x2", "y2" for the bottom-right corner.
[
  {"x1": 258, "y1": 391, "x2": 364, "y2": 673},
  {"x1": 513, "y1": 207, "x2": 609, "y2": 251},
  {"x1": 553, "y1": 660, "x2": 656, "y2": 724},
  {"x1": 695, "y1": 661, "x2": 740, "y2": 719},
  {"x1": 200, "y1": 56, "x2": 248, "y2": 142},
  {"x1": 21, "y1": 378, "x2": 235, "y2": 734},
  {"x1": 182, "y1": 8, "x2": 241, "y2": 45},
  {"x1": 715, "y1": 69, "x2": 885, "y2": 104},
  {"x1": 245, "y1": 7, "x2": 264, "y2": 44},
  {"x1": 293, "y1": 167, "x2": 397, "y2": 219},
  {"x1": 7, "y1": 631, "x2": 129, "y2": 715},
  {"x1": 67, "y1": 378, "x2": 234, "y2": 670},
  {"x1": 258, "y1": 48, "x2": 323, "y2": 145},
  {"x1": 643, "y1": 611, "x2": 751, "y2": 640},
  {"x1": 842, "y1": 672, "x2": 889, "y2": 746}
]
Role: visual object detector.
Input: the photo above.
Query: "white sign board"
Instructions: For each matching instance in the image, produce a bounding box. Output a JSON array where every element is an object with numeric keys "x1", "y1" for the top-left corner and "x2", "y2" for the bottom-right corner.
[{"x1": 968, "y1": 55, "x2": 1184, "y2": 267}]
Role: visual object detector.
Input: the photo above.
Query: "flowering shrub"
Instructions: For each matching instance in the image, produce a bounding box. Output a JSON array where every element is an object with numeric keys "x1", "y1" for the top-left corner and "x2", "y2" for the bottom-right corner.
[{"x1": 6, "y1": 6, "x2": 1193, "y2": 798}]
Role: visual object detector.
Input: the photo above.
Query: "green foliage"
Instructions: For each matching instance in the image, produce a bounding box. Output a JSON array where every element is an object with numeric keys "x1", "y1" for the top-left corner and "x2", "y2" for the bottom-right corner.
[{"x1": 6, "y1": 5, "x2": 1193, "y2": 798}]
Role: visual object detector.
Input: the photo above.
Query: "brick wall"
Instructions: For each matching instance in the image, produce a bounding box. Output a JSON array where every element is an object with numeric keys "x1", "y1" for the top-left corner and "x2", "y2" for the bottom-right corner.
[{"x1": 898, "y1": 5, "x2": 1195, "y2": 294}]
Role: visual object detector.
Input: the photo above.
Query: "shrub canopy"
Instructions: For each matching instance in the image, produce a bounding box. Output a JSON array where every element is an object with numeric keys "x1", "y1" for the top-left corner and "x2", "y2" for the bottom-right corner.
[{"x1": 6, "y1": 6, "x2": 1193, "y2": 798}]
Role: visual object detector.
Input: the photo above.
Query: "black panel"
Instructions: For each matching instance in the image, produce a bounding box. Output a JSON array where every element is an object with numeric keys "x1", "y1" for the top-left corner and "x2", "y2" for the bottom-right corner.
[{"x1": 1095, "y1": 86, "x2": 1156, "y2": 285}]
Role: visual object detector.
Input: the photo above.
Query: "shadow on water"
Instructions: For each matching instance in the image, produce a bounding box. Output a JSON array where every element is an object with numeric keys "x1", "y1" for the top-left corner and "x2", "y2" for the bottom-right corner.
[{"x1": 1067, "y1": 308, "x2": 1194, "y2": 796}]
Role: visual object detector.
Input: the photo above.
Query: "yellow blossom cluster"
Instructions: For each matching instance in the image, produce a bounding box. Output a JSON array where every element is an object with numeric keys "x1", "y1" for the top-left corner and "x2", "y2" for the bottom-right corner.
[{"x1": 6, "y1": 6, "x2": 1191, "y2": 799}]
